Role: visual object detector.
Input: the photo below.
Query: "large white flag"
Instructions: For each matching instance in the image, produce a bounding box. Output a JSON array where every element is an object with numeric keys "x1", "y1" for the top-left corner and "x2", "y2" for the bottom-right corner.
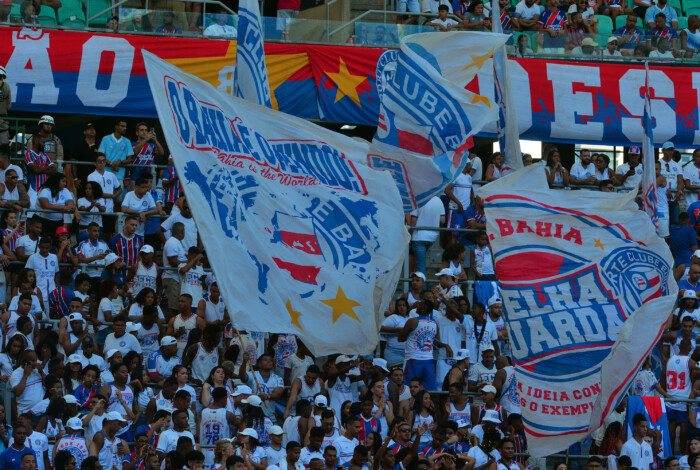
[
  {"x1": 478, "y1": 164, "x2": 677, "y2": 456},
  {"x1": 491, "y1": 2, "x2": 522, "y2": 171},
  {"x1": 370, "y1": 32, "x2": 508, "y2": 212},
  {"x1": 143, "y1": 52, "x2": 409, "y2": 355},
  {"x1": 233, "y1": 0, "x2": 271, "y2": 107}
]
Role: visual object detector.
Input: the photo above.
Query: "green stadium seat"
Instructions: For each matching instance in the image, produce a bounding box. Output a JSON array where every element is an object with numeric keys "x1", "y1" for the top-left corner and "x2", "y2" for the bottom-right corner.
[
  {"x1": 678, "y1": 15, "x2": 688, "y2": 28},
  {"x1": 596, "y1": 14, "x2": 613, "y2": 34},
  {"x1": 10, "y1": 1, "x2": 20, "y2": 19},
  {"x1": 684, "y1": 0, "x2": 700, "y2": 14},
  {"x1": 668, "y1": 0, "x2": 683, "y2": 14},
  {"x1": 58, "y1": 0, "x2": 85, "y2": 25},
  {"x1": 37, "y1": 6, "x2": 57, "y2": 25},
  {"x1": 687, "y1": 5, "x2": 700, "y2": 16},
  {"x1": 87, "y1": 0, "x2": 112, "y2": 26}
]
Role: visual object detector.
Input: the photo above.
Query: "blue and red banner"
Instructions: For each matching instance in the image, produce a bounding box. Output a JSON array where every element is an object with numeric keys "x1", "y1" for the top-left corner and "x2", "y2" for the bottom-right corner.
[{"x1": 5, "y1": 26, "x2": 700, "y2": 146}]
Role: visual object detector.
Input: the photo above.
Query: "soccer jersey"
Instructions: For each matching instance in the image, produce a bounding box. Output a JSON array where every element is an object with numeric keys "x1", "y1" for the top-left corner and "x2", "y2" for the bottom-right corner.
[{"x1": 24, "y1": 150, "x2": 53, "y2": 191}]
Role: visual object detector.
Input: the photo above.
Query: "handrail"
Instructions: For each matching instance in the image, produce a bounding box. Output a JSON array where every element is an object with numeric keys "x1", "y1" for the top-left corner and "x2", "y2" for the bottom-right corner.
[{"x1": 328, "y1": 9, "x2": 462, "y2": 40}]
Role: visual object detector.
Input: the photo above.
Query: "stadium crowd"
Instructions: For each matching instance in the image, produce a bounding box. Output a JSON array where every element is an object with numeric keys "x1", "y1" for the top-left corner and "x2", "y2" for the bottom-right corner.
[{"x1": 0, "y1": 112, "x2": 694, "y2": 470}]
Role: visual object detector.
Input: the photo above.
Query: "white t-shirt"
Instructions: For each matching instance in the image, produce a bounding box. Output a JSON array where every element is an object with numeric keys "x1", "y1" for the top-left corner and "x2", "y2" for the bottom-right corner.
[
  {"x1": 616, "y1": 162, "x2": 643, "y2": 191},
  {"x1": 104, "y1": 332, "x2": 142, "y2": 356},
  {"x1": 429, "y1": 17, "x2": 460, "y2": 28},
  {"x1": 649, "y1": 49, "x2": 675, "y2": 58},
  {"x1": 161, "y1": 213, "x2": 198, "y2": 250},
  {"x1": 449, "y1": 173, "x2": 473, "y2": 210},
  {"x1": 683, "y1": 164, "x2": 700, "y2": 206},
  {"x1": 621, "y1": 438, "x2": 654, "y2": 470},
  {"x1": 156, "y1": 429, "x2": 195, "y2": 454},
  {"x1": 179, "y1": 263, "x2": 204, "y2": 305},
  {"x1": 570, "y1": 161, "x2": 595, "y2": 182},
  {"x1": 36, "y1": 187, "x2": 73, "y2": 221},
  {"x1": 567, "y1": 3, "x2": 594, "y2": 19},
  {"x1": 87, "y1": 170, "x2": 121, "y2": 212},
  {"x1": 469, "y1": 155, "x2": 483, "y2": 188},
  {"x1": 464, "y1": 316, "x2": 498, "y2": 362},
  {"x1": 97, "y1": 297, "x2": 114, "y2": 331},
  {"x1": 25, "y1": 252, "x2": 59, "y2": 301},
  {"x1": 16, "y1": 235, "x2": 39, "y2": 257},
  {"x1": 660, "y1": 158, "x2": 683, "y2": 192},
  {"x1": 121, "y1": 191, "x2": 156, "y2": 236},
  {"x1": 603, "y1": 49, "x2": 623, "y2": 56},
  {"x1": 76, "y1": 239, "x2": 110, "y2": 277},
  {"x1": 515, "y1": 1, "x2": 540, "y2": 19},
  {"x1": 10, "y1": 367, "x2": 44, "y2": 414},
  {"x1": 421, "y1": 0, "x2": 452, "y2": 12},
  {"x1": 411, "y1": 197, "x2": 445, "y2": 243},
  {"x1": 163, "y1": 236, "x2": 187, "y2": 282},
  {"x1": 77, "y1": 197, "x2": 106, "y2": 226}
]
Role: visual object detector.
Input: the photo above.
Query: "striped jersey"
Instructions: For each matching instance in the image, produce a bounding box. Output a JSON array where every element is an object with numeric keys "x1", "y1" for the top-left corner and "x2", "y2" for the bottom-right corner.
[
  {"x1": 163, "y1": 165, "x2": 182, "y2": 203},
  {"x1": 24, "y1": 150, "x2": 53, "y2": 190},
  {"x1": 108, "y1": 233, "x2": 144, "y2": 267},
  {"x1": 48, "y1": 286, "x2": 75, "y2": 319}
]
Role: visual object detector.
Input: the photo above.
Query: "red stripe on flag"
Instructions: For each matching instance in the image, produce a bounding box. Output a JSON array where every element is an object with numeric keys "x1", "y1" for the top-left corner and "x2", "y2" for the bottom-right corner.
[
  {"x1": 279, "y1": 231, "x2": 321, "y2": 255},
  {"x1": 273, "y1": 257, "x2": 321, "y2": 284},
  {"x1": 397, "y1": 130, "x2": 432, "y2": 156}
]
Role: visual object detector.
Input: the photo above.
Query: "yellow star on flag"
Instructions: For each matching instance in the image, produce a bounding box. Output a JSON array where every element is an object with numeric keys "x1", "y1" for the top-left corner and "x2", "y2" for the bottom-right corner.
[
  {"x1": 471, "y1": 94, "x2": 491, "y2": 108},
  {"x1": 325, "y1": 58, "x2": 367, "y2": 106},
  {"x1": 593, "y1": 238, "x2": 605, "y2": 250},
  {"x1": 286, "y1": 299, "x2": 303, "y2": 331},
  {"x1": 463, "y1": 49, "x2": 495, "y2": 71},
  {"x1": 320, "y1": 286, "x2": 362, "y2": 323}
]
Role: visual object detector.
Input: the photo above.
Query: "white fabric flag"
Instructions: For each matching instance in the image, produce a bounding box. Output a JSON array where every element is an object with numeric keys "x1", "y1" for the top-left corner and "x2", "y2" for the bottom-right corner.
[
  {"x1": 491, "y1": 1, "x2": 522, "y2": 171},
  {"x1": 370, "y1": 32, "x2": 508, "y2": 212},
  {"x1": 143, "y1": 51, "x2": 409, "y2": 355},
  {"x1": 478, "y1": 163, "x2": 677, "y2": 456},
  {"x1": 233, "y1": 0, "x2": 271, "y2": 107},
  {"x1": 641, "y1": 62, "x2": 659, "y2": 232}
]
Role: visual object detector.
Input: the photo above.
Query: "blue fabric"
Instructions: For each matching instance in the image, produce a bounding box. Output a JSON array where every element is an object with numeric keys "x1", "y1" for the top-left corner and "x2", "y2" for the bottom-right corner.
[
  {"x1": 412, "y1": 241, "x2": 433, "y2": 278},
  {"x1": 669, "y1": 224, "x2": 697, "y2": 267},
  {"x1": 403, "y1": 359, "x2": 436, "y2": 391}
]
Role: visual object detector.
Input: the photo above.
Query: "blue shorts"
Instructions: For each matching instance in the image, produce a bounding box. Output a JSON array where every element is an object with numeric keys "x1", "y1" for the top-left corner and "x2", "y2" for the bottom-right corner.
[
  {"x1": 668, "y1": 408, "x2": 689, "y2": 423},
  {"x1": 403, "y1": 359, "x2": 436, "y2": 391},
  {"x1": 397, "y1": 0, "x2": 420, "y2": 12}
]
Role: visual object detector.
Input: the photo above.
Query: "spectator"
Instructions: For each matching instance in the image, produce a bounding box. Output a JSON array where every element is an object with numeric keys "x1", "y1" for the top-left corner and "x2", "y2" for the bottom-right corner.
[
  {"x1": 671, "y1": 213, "x2": 699, "y2": 268},
  {"x1": 161, "y1": 157, "x2": 181, "y2": 212},
  {"x1": 566, "y1": 11, "x2": 589, "y2": 47},
  {"x1": 594, "y1": 154, "x2": 612, "y2": 181},
  {"x1": 0, "y1": 424, "x2": 35, "y2": 470},
  {"x1": 25, "y1": 237, "x2": 58, "y2": 304},
  {"x1": 166, "y1": 294, "x2": 205, "y2": 357},
  {"x1": 544, "y1": 148, "x2": 570, "y2": 188},
  {"x1": 276, "y1": 0, "x2": 300, "y2": 38},
  {"x1": 204, "y1": 8, "x2": 238, "y2": 37},
  {"x1": 647, "y1": 13, "x2": 678, "y2": 50},
  {"x1": 121, "y1": 177, "x2": 158, "y2": 237},
  {"x1": 515, "y1": 33, "x2": 535, "y2": 56},
  {"x1": 398, "y1": 300, "x2": 439, "y2": 391},
  {"x1": 71, "y1": 123, "x2": 99, "y2": 185},
  {"x1": 603, "y1": 36, "x2": 622, "y2": 57},
  {"x1": 462, "y1": 1, "x2": 491, "y2": 31},
  {"x1": 664, "y1": 340, "x2": 697, "y2": 454},
  {"x1": 536, "y1": 0, "x2": 568, "y2": 51},
  {"x1": 156, "y1": 11, "x2": 183, "y2": 35},
  {"x1": 408, "y1": 197, "x2": 445, "y2": 277},
  {"x1": 0, "y1": 168, "x2": 30, "y2": 212},
  {"x1": 680, "y1": 15, "x2": 700, "y2": 56},
  {"x1": 650, "y1": 36, "x2": 676, "y2": 57},
  {"x1": 35, "y1": 173, "x2": 79, "y2": 237},
  {"x1": 98, "y1": 119, "x2": 133, "y2": 184},
  {"x1": 0, "y1": 144, "x2": 23, "y2": 183},
  {"x1": 26, "y1": 116, "x2": 63, "y2": 167},
  {"x1": 131, "y1": 123, "x2": 164, "y2": 186},
  {"x1": 514, "y1": 0, "x2": 540, "y2": 30},
  {"x1": 158, "y1": 198, "x2": 198, "y2": 251},
  {"x1": 645, "y1": 0, "x2": 678, "y2": 29},
  {"x1": 108, "y1": 215, "x2": 143, "y2": 271},
  {"x1": 24, "y1": 133, "x2": 57, "y2": 209},
  {"x1": 87, "y1": 153, "x2": 122, "y2": 240},
  {"x1": 567, "y1": 0, "x2": 598, "y2": 32},
  {"x1": 660, "y1": 141, "x2": 684, "y2": 225},
  {"x1": 425, "y1": 5, "x2": 459, "y2": 30},
  {"x1": 497, "y1": 0, "x2": 518, "y2": 32},
  {"x1": 162, "y1": 222, "x2": 188, "y2": 317},
  {"x1": 615, "y1": 11, "x2": 645, "y2": 54},
  {"x1": 569, "y1": 148, "x2": 596, "y2": 186},
  {"x1": 572, "y1": 36, "x2": 599, "y2": 55}
]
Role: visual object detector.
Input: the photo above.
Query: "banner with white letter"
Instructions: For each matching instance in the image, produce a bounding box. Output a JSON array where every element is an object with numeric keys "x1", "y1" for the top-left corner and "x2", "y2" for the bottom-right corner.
[
  {"x1": 143, "y1": 51, "x2": 409, "y2": 355},
  {"x1": 478, "y1": 164, "x2": 677, "y2": 456}
]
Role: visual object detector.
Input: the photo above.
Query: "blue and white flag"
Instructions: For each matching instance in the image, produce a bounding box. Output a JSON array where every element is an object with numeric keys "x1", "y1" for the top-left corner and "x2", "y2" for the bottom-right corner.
[
  {"x1": 143, "y1": 52, "x2": 409, "y2": 355},
  {"x1": 370, "y1": 32, "x2": 508, "y2": 212},
  {"x1": 626, "y1": 396, "x2": 672, "y2": 458},
  {"x1": 233, "y1": 0, "x2": 271, "y2": 107},
  {"x1": 478, "y1": 163, "x2": 677, "y2": 457},
  {"x1": 642, "y1": 62, "x2": 659, "y2": 232},
  {"x1": 491, "y1": 2, "x2": 522, "y2": 172}
]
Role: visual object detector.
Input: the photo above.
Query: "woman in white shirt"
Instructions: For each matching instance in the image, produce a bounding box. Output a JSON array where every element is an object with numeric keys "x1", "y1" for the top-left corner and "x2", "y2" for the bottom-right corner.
[
  {"x1": 77, "y1": 181, "x2": 106, "y2": 231},
  {"x1": 545, "y1": 148, "x2": 570, "y2": 188},
  {"x1": 35, "y1": 173, "x2": 80, "y2": 236}
]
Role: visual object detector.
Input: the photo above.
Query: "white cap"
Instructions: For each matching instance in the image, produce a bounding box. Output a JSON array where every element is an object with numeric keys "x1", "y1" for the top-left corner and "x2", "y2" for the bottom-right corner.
[
  {"x1": 239, "y1": 428, "x2": 259, "y2": 439},
  {"x1": 63, "y1": 394, "x2": 79, "y2": 404},
  {"x1": 335, "y1": 355, "x2": 352, "y2": 364},
  {"x1": 105, "y1": 349, "x2": 120, "y2": 360},
  {"x1": 140, "y1": 244, "x2": 154, "y2": 253},
  {"x1": 662, "y1": 141, "x2": 675, "y2": 149},
  {"x1": 482, "y1": 409, "x2": 502, "y2": 424},
  {"x1": 410, "y1": 272, "x2": 426, "y2": 281},
  {"x1": 233, "y1": 385, "x2": 253, "y2": 396},
  {"x1": 67, "y1": 312, "x2": 83, "y2": 323},
  {"x1": 38, "y1": 115, "x2": 55, "y2": 125},
  {"x1": 693, "y1": 250, "x2": 700, "y2": 259},
  {"x1": 105, "y1": 411, "x2": 126, "y2": 422},
  {"x1": 126, "y1": 322, "x2": 140, "y2": 334},
  {"x1": 242, "y1": 395, "x2": 263, "y2": 407},
  {"x1": 67, "y1": 354, "x2": 85, "y2": 366},
  {"x1": 65, "y1": 417, "x2": 84, "y2": 430},
  {"x1": 683, "y1": 290, "x2": 698, "y2": 299},
  {"x1": 454, "y1": 349, "x2": 470, "y2": 361},
  {"x1": 481, "y1": 344, "x2": 495, "y2": 352},
  {"x1": 481, "y1": 385, "x2": 497, "y2": 394},
  {"x1": 372, "y1": 358, "x2": 390, "y2": 372},
  {"x1": 488, "y1": 296, "x2": 502, "y2": 307},
  {"x1": 607, "y1": 36, "x2": 618, "y2": 44},
  {"x1": 160, "y1": 336, "x2": 177, "y2": 347},
  {"x1": 269, "y1": 425, "x2": 284, "y2": 435},
  {"x1": 104, "y1": 253, "x2": 121, "y2": 266},
  {"x1": 436, "y1": 268, "x2": 456, "y2": 278},
  {"x1": 314, "y1": 395, "x2": 328, "y2": 407}
]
